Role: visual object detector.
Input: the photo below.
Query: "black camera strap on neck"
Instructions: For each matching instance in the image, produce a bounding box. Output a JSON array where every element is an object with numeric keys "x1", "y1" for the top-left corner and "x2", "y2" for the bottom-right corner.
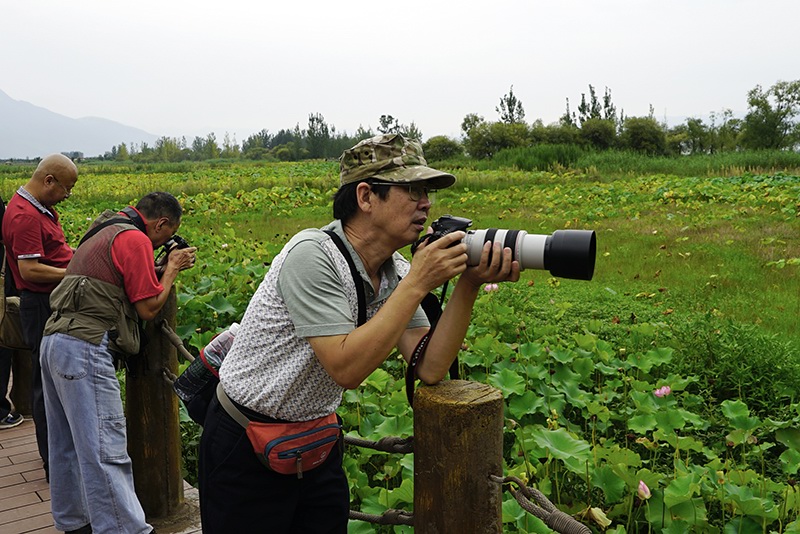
[
  {"x1": 324, "y1": 229, "x2": 458, "y2": 407},
  {"x1": 78, "y1": 206, "x2": 147, "y2": 249},
  {"x1": 323, "y1": 230, "x2": 366, "y2": 327}
]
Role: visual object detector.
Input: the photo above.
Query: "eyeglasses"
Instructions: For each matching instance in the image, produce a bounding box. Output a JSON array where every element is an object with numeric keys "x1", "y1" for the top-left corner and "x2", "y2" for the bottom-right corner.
[
  {"x1": 50, "y1": 175, "x2": 74, "y2": 198},
  {"x1": 372, "y1": 181, "x2": 436, "y2": 202}
]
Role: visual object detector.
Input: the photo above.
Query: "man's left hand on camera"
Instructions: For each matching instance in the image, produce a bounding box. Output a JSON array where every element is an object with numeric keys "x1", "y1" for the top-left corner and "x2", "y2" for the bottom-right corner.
[{"x1": 407, "y1": 230, "x2": 469, "y2": 293}]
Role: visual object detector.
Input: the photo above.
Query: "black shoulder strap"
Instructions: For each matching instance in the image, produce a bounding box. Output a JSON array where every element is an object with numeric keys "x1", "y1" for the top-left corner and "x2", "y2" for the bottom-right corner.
[
  {"x1": 324, "y1": 229, "x2": 458, "y2": 406},
  {"x1": 78, "y1": 206, "x2": 146, "y2": 249},
  {"x1": 323, "y1": 230, "x2": 366, "y2": 327}
]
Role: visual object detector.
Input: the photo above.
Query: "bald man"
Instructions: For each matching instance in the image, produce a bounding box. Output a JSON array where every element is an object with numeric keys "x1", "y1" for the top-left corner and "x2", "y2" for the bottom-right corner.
[{"x1": 2, "y1": 153, "x2": 77, "y2": 480}]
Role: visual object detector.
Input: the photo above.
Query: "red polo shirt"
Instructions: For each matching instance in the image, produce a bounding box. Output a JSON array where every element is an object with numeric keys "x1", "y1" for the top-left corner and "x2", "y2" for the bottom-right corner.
[
  {"x1": 110, "y1": 221, "x2": 164, "y2": 304},
  {"x1": 2, "y1": 190, "x2": 73, "y2": 293}
]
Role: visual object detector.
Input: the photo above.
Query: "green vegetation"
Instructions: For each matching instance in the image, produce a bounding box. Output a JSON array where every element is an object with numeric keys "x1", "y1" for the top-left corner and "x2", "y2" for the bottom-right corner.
[{"x1": 2, "y1": 160, "x2": 798, "y2": 532}]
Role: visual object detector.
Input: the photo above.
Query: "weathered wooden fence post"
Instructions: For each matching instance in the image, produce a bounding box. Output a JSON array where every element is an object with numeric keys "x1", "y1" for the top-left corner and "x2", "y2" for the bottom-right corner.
[
  {"x1": 126, "y1": 289, "x2": 184, "y2": 518},
  {"x1": 414, "y1": 379, "x2": 505, "y2": 533}
]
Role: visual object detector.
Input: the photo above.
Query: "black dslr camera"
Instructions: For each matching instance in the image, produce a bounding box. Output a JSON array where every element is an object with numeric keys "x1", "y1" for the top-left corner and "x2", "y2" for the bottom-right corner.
[
  {"x1": 411, "y1": 215, "x2": 472, "y2": 255},
  {"x1": 155, "y1": 234, "x2": 190, "y2": 266},
  {"x1": 429, "y1": 215, "x2": 474, "y2": 242},
  {"x1": 165, "y1": 234, "x2": 190, "y2": 251}
]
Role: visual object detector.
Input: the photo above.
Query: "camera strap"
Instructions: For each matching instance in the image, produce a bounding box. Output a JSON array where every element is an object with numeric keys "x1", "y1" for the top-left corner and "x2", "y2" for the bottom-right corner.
[
  {"x1": 324, "y1": 229, "x2": 457, "y2": 407},
  {"x1": 405, "y1": 330, "x2": 432, "y2": 405},
  {"x1": 403, "y1": 282, "x2": 461, "y2": 406},
  {"x1": 78, "y1": 206, "x2": 146, "y2": 249},
  {"x1": 323, "y1": 230, "x2": 366, "y2": 327}
]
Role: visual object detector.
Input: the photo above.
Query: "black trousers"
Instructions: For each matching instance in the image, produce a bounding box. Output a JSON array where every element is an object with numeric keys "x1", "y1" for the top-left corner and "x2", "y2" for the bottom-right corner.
[
  {"x1": 20, "y1": 290, "x2": 51, "y2": 472},
  {"x1": 198, "y1": 395, "x2": 349, "y2": 533},
  {"x1": 0, "y1": 347, "x2": 11, "y2": 419}
]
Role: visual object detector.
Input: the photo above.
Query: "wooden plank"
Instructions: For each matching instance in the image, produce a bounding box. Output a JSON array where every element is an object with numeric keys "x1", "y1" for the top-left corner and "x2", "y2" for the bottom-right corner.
[
  {"x1": 2, "y1": 491, "x2": 42, "y2": 510},
  {"x1": 0, "y1": 459, "x2": 44, "y2": 478},
  {"x1": 0, "y1": 501, "x2": 51, "y2": 526},
  {"x1": 0, "y1": 442, "x2": 39, "y2": 461},
  {"x1": 0, "y1": 513, "x2": 55, "y2": 534},
  {"x1": 0, "y1": 479, "x2": 49, "y2": 500},
  {"x1": 8, "y1": 450, "x2": 41, "y2": 465},
  {"x1": 21, "y1": 469, "x2": 46, "y2": 483},
  {"x1": 0, "y1": 473, "x2": 26, "y2": 489}
]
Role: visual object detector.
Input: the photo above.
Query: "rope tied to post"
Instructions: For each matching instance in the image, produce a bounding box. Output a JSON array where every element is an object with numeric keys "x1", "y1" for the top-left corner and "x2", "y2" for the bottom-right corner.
[
  {"x1": 349, "y1": 509, "x2": 414, "y2": 526},
  {"x1": 159, "y1": 320, "x2": 194, "y2": 362},
  {"x1": 156, "y1": 320, "x2": 196, "y2": 386},
  {"x1": 344, "y1": 434, "x2": 413, "y2": 454},
  {"x1": 491, "y1": 475, "x2": 592, "y2": 534}
]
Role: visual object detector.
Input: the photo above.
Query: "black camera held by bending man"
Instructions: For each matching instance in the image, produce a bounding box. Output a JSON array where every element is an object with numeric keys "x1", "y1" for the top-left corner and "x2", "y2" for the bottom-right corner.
[
  {"x1": 416, "y1": 215, "x2": 597, "y2": 281},
  {"x1": 165, "y1": 234, "x2": 190, "y2": 251},
  {"x1": 155, "y1": 234, "x2": 191, "y2": 267}
]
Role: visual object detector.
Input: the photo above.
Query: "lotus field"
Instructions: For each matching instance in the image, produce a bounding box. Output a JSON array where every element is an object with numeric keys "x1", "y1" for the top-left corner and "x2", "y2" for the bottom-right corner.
[{"x1": 2, "y1": 161, "x2": 798, "y2": 533}]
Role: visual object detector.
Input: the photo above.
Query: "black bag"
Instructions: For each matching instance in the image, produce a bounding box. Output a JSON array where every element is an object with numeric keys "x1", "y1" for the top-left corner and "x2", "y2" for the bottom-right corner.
[
  {"x1": 173, "y1": 325, "x2": 238, "y2": 425},
  {"x1": 0, "y1": 255, "x2": 28, "y2": 350},
  {"x1": 0, "y1": 196, "x2": 28, "y2": 351}
]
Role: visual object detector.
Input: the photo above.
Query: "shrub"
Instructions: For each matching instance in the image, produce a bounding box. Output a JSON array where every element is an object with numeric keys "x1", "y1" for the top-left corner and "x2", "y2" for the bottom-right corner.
[
  {"x1": 422, "y1": 136, "x2": 463, "y2": 161},
  {"x1": 620, "y1": 117, "x2": 667, "y2": 155},
  {"x1": 491, "y1": 144, "x2": 587, "y2": 171},
  {"x1": 580, "y1": 118, "x2": 617, "y2": 150},
  {"x1": 669, "y1": 317, "x2": 800, "y2": 417},
  {"x1": 463, "y1": 121, "x2": 531, "y2": 159}
]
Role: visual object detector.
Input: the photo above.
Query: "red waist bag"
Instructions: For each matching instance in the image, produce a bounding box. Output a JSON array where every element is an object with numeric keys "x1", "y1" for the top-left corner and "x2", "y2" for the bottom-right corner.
[
  {"x1": 245, "y1": 413, "x2": 341, "y2": 477},
  {"x1": 216, "y1": 383, "x2": 341, "y2": 478}
]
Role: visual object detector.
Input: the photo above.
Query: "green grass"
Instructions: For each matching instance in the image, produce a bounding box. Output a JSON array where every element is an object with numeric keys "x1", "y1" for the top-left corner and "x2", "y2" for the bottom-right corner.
[{"x1": 436, "y1": 147, "x2": 800, "y2": 180}]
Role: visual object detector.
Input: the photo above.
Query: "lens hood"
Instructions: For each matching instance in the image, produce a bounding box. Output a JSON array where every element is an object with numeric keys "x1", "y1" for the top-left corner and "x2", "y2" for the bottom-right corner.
[{"x1": 544, "y1": 230, "x2": 596, "y2": 281}]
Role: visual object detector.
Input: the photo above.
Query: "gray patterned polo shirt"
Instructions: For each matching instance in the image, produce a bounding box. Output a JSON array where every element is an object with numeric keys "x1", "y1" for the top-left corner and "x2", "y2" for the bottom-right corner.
[{"x1": 219, "y1": 220, "x2": 429, "y2": 421}]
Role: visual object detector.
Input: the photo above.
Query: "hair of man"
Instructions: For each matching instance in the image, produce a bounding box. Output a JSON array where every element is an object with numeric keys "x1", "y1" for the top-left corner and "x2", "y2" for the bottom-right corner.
[
  {"x1": 135, "y1": 191, "x2": 182, "y2": 224},
  {"x1": 332, "y1": 179, "x2": 391, "y2": 222}
]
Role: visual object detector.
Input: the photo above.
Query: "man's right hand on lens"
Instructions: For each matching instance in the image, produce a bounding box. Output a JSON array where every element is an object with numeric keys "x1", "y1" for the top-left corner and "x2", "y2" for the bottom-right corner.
[{"x1": 166, "y1": 246, "x2": 197, "y2": 273}]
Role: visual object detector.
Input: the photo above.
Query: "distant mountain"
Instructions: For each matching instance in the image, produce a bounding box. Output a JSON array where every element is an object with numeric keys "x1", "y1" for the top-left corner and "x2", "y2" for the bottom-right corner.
[{"x1": 0, "y1": 89, "x2": 159, "y2": 159}]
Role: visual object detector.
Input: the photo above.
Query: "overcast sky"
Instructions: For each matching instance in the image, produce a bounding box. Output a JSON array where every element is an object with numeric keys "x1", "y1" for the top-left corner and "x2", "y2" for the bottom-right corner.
[{"x1": 3, "y1": 0, "x2": 798, "y2": 143}]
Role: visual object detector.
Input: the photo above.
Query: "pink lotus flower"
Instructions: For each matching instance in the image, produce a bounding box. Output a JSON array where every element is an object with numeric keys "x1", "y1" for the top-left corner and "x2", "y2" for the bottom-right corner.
[
  {"x1": 653, "y1": 386, "x2": 672, "y2": 397},
  {"x1": 637, "y1": 480, "x2": 651, "y2": 500}
]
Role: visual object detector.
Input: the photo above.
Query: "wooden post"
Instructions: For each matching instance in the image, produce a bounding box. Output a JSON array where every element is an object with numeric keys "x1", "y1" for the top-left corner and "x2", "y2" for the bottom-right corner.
[
  {"x1": 414, "y1": 380, "x2": 505, "y2": 533},
  {"x1": 10, "y1": 348, "x2": 32, "y2": 415},
  {"x1": 126, "y1": 289, "x2": 184, "y2": 518}
]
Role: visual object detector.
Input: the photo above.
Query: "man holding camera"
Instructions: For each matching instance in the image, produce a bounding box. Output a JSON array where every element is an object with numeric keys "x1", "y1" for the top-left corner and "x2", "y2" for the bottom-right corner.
[
  {"x1": 198, "y1": 134, "x2": 519, "y2": 532},
  {"x1": 40, "y1": 192, "x2": 196, "y2": 534}
]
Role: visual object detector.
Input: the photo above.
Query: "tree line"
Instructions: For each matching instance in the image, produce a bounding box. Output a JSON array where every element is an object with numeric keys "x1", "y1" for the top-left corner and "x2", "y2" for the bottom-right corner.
[{"x1": 101, "y1": 80, "x2": 800, "y2": 163}]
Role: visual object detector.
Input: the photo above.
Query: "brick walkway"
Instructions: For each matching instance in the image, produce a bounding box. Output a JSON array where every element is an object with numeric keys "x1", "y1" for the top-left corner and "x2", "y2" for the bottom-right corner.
[{"x1": 0, "y1": 419, "x2": 201, "y2": 534}]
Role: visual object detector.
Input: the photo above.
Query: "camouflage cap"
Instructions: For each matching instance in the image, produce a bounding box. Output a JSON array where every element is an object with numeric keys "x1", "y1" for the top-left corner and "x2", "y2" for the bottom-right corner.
[{"x1": 339, "y1": 133, "x2": 456, "y2": 189}]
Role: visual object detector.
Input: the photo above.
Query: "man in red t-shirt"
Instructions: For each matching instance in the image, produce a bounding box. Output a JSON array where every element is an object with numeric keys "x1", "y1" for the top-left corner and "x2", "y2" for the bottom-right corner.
[{"x1": 2, "y1": 153, "x2": 77, "y2": 478}]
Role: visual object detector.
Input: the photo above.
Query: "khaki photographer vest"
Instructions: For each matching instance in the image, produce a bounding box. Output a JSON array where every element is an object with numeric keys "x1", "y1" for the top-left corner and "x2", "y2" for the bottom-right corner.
[{"x1": 44, "y1": 222, "x2": 142, "y2": 355}]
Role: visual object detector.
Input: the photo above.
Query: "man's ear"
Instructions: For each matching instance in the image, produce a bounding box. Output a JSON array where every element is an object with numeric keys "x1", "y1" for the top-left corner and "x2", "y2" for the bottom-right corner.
[
  {"x1": 155, "y1": 217, "x2": 171, "y2": 234},
  {"x1": 355, "y1": 182, "x2": 374, "y2": 212}
]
